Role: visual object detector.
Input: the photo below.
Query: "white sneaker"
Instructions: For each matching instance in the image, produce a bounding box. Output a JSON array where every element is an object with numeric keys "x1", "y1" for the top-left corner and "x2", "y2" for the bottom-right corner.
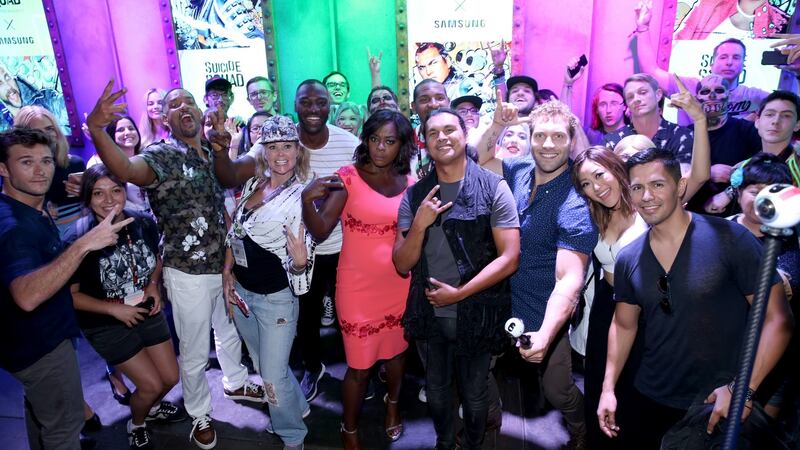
[{"x1": 320, "y1": 296, "x2": 335, "y2": 327}]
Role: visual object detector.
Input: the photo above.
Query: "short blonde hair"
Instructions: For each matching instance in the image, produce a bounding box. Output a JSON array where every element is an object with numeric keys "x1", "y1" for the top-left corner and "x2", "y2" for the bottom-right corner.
[
  {"x1": 252, "y1": 141, "x2": 311, "y2": 184},
  {"x1": 529, "y1": 100, "x2": 580, "y2": 138},
  {"x1": 13, "y1": 105, "x2": 70, "y2": 168},
  {"x1": 613, "y1": 134, "x2": 654, "y2": 161}
]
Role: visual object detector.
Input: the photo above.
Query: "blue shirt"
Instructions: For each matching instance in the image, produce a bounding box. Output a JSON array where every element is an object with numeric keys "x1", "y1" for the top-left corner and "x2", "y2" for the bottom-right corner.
[
  {"x1": 503, "y1": 157, "x2": 597, "y2": 331},
  {"x1": 0, "y1": 193, "x2": 80, "y2": 372}
]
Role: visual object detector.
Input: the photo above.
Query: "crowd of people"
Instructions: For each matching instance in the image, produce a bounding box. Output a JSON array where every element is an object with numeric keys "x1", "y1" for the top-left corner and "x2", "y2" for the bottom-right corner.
[{"x1": 2, "y1": 18, "x2": 800, "y2": 450}]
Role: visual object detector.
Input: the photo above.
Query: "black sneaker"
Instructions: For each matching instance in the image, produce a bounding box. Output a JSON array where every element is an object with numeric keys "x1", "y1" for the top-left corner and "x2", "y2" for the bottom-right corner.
[
  {"x1": 145, "y1": 401, "x2": 187, "y2": 423},
  {"x1": 128, "y1": 426, "x2": 154, "y2": 449},
  {"x1": 300, "y1": 363, "x2": 326, "y2": 402}
]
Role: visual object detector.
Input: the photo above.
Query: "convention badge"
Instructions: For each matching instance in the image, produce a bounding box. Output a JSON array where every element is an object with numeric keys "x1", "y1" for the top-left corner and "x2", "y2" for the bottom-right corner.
[
  {"x1": 230, "y1": 238, "x2": 248, "y2": 268},
  {"x1": 123, "y1": 290, "x2": 145, "y2": 306}
]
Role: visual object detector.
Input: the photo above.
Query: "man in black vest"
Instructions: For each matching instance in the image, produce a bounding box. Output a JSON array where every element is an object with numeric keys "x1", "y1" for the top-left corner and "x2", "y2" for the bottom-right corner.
[{"x1": 393, "y1": 108, "x2": 520, "y2": 450}]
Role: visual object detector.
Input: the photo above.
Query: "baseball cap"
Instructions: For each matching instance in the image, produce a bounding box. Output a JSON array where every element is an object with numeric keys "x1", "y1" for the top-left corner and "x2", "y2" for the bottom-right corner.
[
  {"x1": 258, "y1": 115, "x2": 299, "y2": 144},
  {"x1": 451, "y1": 95, "x2": 483, "y2": 110},
  {"x1": 506, "y1": 75, "x2": 539, "y2": 98},
  {"x1": 205, "y1": 76, "x2": 232, "y2": 94}
]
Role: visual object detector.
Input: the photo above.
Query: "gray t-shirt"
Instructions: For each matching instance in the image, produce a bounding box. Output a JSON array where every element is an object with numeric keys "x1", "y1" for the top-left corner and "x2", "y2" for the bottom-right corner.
[{"x1": 398, "y1": 179, "x2": 519, "y2": 317}]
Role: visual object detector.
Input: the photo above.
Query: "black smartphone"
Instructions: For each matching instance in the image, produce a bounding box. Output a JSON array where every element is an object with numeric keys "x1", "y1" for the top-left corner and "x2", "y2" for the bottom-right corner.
[
  {"x1": 138, "y1": 296, "x2": 155, "y2": 311},
  {"x1": 762, "y1": 50, "x2": 789, "y2": 66},
  {"x1": 568, "y1": 54, "x2": 588, "y2": 78}
]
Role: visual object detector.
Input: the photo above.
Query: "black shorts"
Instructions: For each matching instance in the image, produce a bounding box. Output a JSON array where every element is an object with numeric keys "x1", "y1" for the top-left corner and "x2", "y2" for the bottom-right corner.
[{"x1": 82, "y1": 313, "x2": 171, "y2": 366}]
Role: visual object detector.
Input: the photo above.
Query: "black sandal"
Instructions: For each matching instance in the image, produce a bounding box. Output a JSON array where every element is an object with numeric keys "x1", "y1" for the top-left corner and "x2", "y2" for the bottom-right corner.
[{"x1": 106, "y1": 368, "x2": 131, "y2": 405}]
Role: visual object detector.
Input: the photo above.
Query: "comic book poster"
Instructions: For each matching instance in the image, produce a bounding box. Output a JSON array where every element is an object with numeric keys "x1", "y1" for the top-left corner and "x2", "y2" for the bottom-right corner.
[
  {"x1": 0, "y1": 1, "x2": 73, "y2": 137},
  {"x1": 406, "y1": 0, "x2": 514, "y2": 123},
  {"x1": 170, "y1": 0, "x2": 271, "y2": 119}
]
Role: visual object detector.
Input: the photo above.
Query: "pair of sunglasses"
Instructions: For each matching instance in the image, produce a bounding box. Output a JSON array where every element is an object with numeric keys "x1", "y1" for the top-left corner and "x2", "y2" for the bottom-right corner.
[{"x1": 657, "y1": 273, "x2": 672, "y2": 314}]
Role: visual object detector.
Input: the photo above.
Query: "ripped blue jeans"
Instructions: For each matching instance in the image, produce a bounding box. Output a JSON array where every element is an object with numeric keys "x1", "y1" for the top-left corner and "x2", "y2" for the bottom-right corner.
[{"x1": 234, "y1": 284, "x2": 308, "y2": 446}]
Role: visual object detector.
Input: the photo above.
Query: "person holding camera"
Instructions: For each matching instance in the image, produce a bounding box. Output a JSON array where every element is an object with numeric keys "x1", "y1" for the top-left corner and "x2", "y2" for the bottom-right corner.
[{"x1": 65, "y1": 163, "x2": 184, "y2": 450}]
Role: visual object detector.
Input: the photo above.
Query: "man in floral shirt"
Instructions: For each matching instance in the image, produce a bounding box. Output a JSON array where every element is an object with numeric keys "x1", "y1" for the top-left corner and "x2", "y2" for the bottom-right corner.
[{"x1": 86, "y1": 81, "x2": 263, "y2": 450}]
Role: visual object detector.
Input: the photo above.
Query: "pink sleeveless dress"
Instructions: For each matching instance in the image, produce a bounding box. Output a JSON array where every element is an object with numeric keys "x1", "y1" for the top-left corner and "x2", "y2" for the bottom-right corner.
[{"x1": 335, "y1": 165, "x2": 412, "y2": 369}]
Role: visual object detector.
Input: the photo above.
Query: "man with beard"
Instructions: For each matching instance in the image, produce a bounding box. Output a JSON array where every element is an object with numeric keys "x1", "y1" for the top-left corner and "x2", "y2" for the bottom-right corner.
[
  {"x1": 684, "y1": 74, "x2": 761, "y2": 216},
  {"x1": 0, "y1": 61, "x2": 68, "y2": 132},
  {"x1": 87, "y1": 82, "x2": 264, "y2": 450},
  {"x1": 604, "y1": 74, "x2": 694, "y2": 166},
  {"x1": 503, "y1": 100, "x2": 597, "y2": 450},
  {"x1": 213, "y1": 79, "x2": 360, "y2": 403},
  {"x1": 598, "y1": 148, "x2": 792, "y2": 448}
]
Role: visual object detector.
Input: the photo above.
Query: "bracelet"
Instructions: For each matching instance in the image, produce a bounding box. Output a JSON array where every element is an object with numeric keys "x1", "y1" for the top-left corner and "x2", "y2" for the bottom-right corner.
[{"x1": 728, "y1": 380, "x2": 755, "y2": 402}]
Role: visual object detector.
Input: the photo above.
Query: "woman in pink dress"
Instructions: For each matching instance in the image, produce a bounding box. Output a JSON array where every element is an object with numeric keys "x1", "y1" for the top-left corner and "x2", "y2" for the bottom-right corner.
[{"x1": 302, "y1": 109, "x2": 415, "y2": 450}]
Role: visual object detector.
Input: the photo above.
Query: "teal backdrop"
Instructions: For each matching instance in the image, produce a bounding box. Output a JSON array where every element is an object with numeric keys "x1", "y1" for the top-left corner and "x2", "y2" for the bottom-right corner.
[{"x1": 273, "y1": 0, "x2": 399, "y2": 118}]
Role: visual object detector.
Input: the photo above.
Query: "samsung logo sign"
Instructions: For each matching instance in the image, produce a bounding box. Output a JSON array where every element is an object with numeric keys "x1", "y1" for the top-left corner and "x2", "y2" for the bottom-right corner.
[{"x1": 433, "y1": 19, "x2": 487, "y2": 29}]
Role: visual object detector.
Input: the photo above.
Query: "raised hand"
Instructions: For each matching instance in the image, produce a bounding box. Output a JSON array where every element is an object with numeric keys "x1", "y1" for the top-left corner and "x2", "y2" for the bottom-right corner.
[
  {"x1": 564, "y1": 56, "x2": 586, "y2": 86},
  {"x1": 411, "y1": 185, "x2": 453, "y2": 231},
  {"x1": 86, "y1": 80, "x2": 127, "y2": 132},
  {"x1": 668, "y1": 74, "x2": 705, "y2": 122},
  {"x1": 367, "y1": 47, "x2": 383, "y2": 75},
  {"x1": 285, "y1": 222, "x2": 308, "y2": 271},
  {"x1": 301, "y1": 175, "x2": 344, "y2": 204},
  {"x1": 491, "y1": 39, "x2": 508, "y2": 71},
  {"x1": 634, "y1": 0, "x2": 652, "y2": 29},
  {"x1": 493, "y1": 88, "x2": 530, "y2": 127},
  {"x1": 771, "y1": 34, "x2": 800, "y2": 65},
  {"x1": 206, "y1": 109, "x2": 232, "y2": 153},
  {"x1": 79, "y1": 205, "x2": 135, "y2": 252}
]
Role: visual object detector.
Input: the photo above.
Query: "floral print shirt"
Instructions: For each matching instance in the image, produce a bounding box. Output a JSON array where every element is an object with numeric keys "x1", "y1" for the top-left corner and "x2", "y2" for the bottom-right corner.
[{"x1": 140, "y1": 138, "x2": 226, "y2": 274}]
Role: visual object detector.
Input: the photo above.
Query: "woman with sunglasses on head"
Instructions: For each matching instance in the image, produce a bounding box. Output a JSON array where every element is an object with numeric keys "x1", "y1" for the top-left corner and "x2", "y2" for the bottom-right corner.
[
  {"x1": 302, "y1": 109, "x2": 415, "y2": 449},
  {"x1": 67, "y1": 164, "x2": 184, "y2": 450}
]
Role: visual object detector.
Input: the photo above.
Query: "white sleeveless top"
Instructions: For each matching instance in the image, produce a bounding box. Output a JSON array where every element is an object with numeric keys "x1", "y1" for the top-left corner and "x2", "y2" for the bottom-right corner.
[{"x1": 594, "y1": 213, "x2": 648, "y2": 275}]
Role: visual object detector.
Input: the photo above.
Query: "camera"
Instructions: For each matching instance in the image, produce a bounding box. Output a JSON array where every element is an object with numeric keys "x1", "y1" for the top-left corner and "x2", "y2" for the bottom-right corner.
[
  {"x1": 755, "y1": 184, "x2": 800, "y2": 229},
  {"x1": 504, "y1": 317, "x2": 524, "y2": 338}
]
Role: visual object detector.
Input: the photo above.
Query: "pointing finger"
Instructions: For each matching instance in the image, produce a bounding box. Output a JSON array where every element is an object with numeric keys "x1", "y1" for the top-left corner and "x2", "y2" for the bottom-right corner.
[
  {"x1": 100, "y1": 205, "x2": 120, "y2": 224},
  {"x1": 437, "y1": 201, "x2": 454, "y2": 213},
  {"x1": 111, "y1": 216, "x2": 135, "y2": 231},
  {"x1": 100, "y1": 79, "x2": 116, "y2": 99},
  {"x1": 673, "y1": 73, "x2": 689, "y2": 93}
]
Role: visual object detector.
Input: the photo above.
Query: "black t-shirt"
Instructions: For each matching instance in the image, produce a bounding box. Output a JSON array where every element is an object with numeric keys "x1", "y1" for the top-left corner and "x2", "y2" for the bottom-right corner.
[
  {"x1": 614, "y1": 214, "x2": 779, "y2": 409},
  {"x1": 686, "y1": 118, "x2": 760, "y2": 215},
  {"x1": 72, "y1": 211, "x2": 160, "y2": 329},
  {"x1": 233, "y1": 234, "x2": 289, "y2": 295}
]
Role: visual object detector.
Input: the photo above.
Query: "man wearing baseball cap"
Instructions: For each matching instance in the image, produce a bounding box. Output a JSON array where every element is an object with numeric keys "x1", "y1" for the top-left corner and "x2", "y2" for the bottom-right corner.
[{"x1": 506, "y1": 75, "x2": 538, "y2": 118}]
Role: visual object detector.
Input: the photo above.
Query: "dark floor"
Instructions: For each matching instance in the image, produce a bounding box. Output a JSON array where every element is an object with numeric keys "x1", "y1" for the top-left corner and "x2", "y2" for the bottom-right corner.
[{"x1": 0, "y1": 325, "x2": 576, "y2": 450}]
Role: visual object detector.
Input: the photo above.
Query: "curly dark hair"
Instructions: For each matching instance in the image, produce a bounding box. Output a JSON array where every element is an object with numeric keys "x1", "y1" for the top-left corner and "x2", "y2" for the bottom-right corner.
[{"x1": 354, "y1": 109, "x2": 413, "y2": 175}]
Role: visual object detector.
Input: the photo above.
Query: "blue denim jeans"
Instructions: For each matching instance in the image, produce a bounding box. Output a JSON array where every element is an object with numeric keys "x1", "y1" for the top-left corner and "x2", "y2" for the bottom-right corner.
[
  {"x1": 426, "y1": 317, "x2": 491, "y2": 450},
  {"x1": 234, "y1": 284, "x2": 308, "y2": 446}
]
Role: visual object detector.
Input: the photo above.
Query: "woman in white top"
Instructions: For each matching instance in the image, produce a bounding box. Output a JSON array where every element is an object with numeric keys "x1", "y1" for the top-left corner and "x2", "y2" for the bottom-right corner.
[
  {"x1": 223, "y1": 115, "x2": 316, "y2": 450},
  {"x1": 571, "y1": 146, "x2": 649, "y2": 446},
  {"x1": 138, "y1": 88, "x2": 169, "y2": 148}
]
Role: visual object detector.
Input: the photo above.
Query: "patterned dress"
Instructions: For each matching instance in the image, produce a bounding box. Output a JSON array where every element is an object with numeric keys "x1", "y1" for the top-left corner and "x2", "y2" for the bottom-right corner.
[{"x1": 335, "y1": 165, "x2": 412, "y2": 369}]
